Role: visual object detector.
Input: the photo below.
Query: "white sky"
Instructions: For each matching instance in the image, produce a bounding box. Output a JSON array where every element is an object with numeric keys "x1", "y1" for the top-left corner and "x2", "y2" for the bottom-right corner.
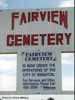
[
  {"x1": 0, "y1": 54, "x2": 17, "y2": 91},
  {"x1": 61, "y1": 53, "x2": 74, "y2": 91},
  {"x1": 0, "y1": 0, "x2": 74, "y2": 9},
  {"x1": 59, "y1": 0, "x2": 74, "y2": 7}
]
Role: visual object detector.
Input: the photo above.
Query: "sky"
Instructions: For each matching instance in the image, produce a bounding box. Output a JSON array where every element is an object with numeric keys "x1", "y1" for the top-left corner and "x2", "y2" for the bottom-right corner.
[
  {"x1": 0, "y1": 0, "x2": 74, "y2": 100},
  {"x1": 61, "y1": 53, "x2": 74, "y2": 91},
  {"x1": 0, "y1": 0, "x2": 74, "y2": 9},
  {"x1": 0, "y1": 54, "x2": 17, "y2": 91}
]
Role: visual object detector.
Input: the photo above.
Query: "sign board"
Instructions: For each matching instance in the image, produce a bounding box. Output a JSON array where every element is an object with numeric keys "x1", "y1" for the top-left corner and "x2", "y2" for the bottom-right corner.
[
  {"x1": 0, "y1": 7, "x2": 74, "y2": 94},
  {"x1": 17, "y1": 49, "x2": 61, "y2": 94}
]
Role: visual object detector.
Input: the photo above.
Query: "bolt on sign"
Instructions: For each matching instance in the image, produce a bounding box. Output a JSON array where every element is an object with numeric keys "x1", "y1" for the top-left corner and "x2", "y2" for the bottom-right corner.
[{"x1": 0, "y1": 7, "x2": 74, "y2": 94}]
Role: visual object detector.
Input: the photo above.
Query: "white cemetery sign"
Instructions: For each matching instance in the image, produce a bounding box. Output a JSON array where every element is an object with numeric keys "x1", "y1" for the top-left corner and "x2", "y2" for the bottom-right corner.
[{"x1": 0, "y1": 7, "x2": 74, "y2": 94}]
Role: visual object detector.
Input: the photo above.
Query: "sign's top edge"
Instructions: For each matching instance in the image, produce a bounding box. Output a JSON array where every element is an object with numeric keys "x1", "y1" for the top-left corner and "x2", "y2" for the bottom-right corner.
[{"x1": 0, "y1": 7, "x2": 74, "y2": 12}]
